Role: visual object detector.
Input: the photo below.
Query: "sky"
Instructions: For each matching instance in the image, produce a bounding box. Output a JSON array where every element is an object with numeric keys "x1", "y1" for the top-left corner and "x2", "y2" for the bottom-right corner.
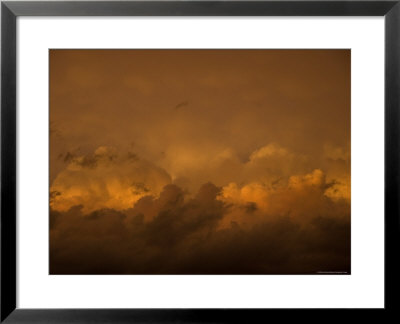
[{"x1": 49, "y1": 49, "x2": 350, "y2": 274}]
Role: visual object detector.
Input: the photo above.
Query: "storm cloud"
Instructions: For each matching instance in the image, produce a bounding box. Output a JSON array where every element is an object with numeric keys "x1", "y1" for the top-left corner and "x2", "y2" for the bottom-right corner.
[
  {"x1": 50, "y1": 179, "x2": 350, "y2": 274},
  {"x1": 50, "y1": 146, "x2": 350, "y2": 274},
  {"x1": 50, "y1": 49, "x2": 350, "y2": 274}
]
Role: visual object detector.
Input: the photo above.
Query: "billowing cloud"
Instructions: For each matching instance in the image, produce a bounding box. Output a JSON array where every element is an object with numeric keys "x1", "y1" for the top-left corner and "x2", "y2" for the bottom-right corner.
[
  {"x1": 218, "y1": 168, "x2": 349, "y2": 229},
  {"x1": 49, "y1": 49, "x2": 350, "y2": 274},
  {"x1": 49, "y1": 145, "x2": 350, "y2": 274},
  {"x1": 50, "y1": 179, "x2": 350, "y2": 274},
  {"x1": 50, "y1": 146, "x2": 171, "y2": 213}
]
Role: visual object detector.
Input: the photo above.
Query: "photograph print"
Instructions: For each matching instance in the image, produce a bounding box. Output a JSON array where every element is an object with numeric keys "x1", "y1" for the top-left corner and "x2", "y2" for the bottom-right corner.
[{"x1": 49, "y1": 49, "x2": 350, "y2": 274}]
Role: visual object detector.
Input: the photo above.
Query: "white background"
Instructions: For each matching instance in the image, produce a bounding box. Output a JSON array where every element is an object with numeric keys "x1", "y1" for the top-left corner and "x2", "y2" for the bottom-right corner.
[{"x1": 17, "y1": 17, "x2": 384, "y2": 308}]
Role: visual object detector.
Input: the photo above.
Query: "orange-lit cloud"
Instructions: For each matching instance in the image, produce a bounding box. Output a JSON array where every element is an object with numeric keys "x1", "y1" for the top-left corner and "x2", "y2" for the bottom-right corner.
[
  {"x1": 50, "y1": 146, "x2": 171, "y2": 213},
  {"x1": 50, "y1": 49, "x2": 350, "y2": 274},
  {"x1": 50, "y1": 180, "x2": 350, "y2": 274}
]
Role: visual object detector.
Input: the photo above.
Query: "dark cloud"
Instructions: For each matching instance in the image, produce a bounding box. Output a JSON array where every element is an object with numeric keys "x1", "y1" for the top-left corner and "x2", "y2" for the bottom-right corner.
[{"x1": 50, "y1": 182, "x2": 350, "y2": 274}]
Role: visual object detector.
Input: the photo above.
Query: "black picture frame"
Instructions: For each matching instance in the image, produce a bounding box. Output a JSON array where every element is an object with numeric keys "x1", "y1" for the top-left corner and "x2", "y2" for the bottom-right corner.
[{"x1": 1, "y1": 0, "x2": 399, "y2": 322}]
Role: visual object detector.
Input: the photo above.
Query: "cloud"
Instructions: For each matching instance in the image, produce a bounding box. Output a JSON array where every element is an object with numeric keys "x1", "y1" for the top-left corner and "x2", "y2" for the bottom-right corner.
[
  {"x1": 217, "y1": 169, "x2": 349, "y2": 229},
  {"x1": 324, "y1": 143, "x2": 350, "y2": 161},
  {"x1": 50, "y1": 146, "x2": 171, "y2": 213},
  {"x1": 49, "y1": 50, "x2": 350, "y2": 274},
  {"x1": 50, "y1": 178, "x2": 350, "y2": 274},
  {"x1": 51, "y1": 143, "x2": 350, "y2": 222}
]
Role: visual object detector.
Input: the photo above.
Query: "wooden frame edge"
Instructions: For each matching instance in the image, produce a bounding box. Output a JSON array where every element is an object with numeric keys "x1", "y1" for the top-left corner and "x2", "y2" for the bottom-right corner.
[{"x1": 1, "y1": 1, "x2": 399, "y2": 322}]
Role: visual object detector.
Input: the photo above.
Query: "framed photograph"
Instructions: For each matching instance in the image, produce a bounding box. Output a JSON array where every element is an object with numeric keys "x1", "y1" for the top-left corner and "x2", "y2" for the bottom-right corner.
[{"x1": 1, "y1": 0, "x2": 399, "y2": 322}]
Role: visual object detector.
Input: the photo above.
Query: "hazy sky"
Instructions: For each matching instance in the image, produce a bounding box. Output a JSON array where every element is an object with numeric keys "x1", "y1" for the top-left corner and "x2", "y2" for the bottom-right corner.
[{"x1": 50, "y1": 50, "x2": 350, "y2": 274}]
